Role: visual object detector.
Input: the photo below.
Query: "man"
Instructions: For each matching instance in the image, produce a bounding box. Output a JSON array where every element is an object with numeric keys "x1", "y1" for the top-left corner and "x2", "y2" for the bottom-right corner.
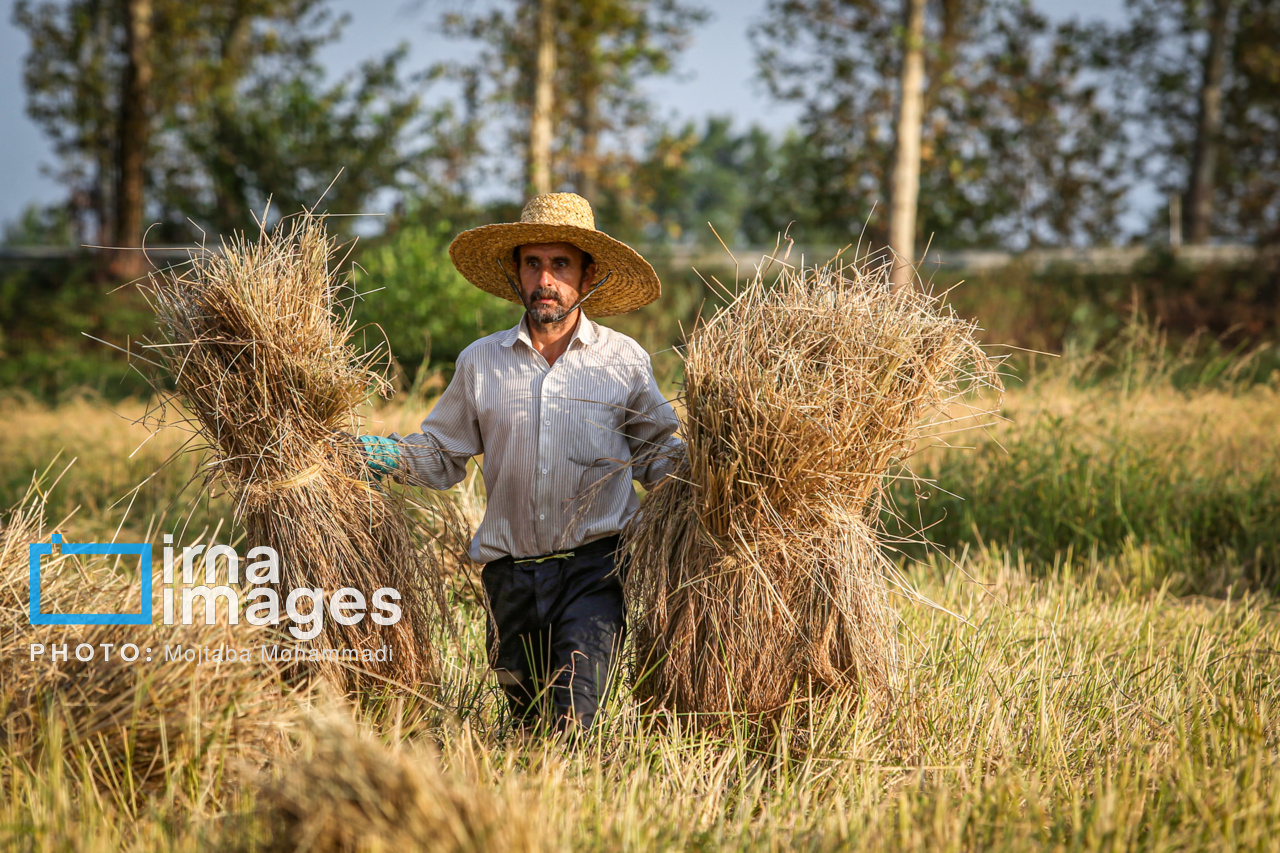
[{"x1": 360, "y1": 192, "x2": 683, "y2": 732}]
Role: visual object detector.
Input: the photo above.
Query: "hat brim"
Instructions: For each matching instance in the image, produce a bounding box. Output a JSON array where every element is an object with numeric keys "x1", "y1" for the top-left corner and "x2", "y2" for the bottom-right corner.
[{"x1": 448, "y1": 222, "x2": 660, "y2": 317}]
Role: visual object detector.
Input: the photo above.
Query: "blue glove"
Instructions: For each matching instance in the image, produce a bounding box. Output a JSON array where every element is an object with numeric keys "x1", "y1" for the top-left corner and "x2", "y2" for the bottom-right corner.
[{"x1": 357, "y1": 435, "x2": 401, "y2": 477}]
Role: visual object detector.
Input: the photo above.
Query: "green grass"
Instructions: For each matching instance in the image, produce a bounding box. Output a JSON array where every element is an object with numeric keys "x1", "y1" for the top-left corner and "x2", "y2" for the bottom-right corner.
[
  {"x1": 897, "y1": 402, "x2": 1280, "y2": 593},
  {"x1": 889, "y1": 329, "x2": 1280, "y2": 595},
  {"x1": 0, "y1": 258, "x2": 157, "y2": 402}
]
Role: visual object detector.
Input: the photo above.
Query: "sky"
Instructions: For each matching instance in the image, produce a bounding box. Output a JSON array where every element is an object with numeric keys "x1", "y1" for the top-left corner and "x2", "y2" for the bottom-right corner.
[{"x1": 0, "y1": 0, "x2": 1127, "y2": 237}]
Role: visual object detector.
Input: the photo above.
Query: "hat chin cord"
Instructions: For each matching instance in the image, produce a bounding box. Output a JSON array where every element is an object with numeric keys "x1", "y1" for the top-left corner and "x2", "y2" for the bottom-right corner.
[{"x1": 497, "y1": 258, "x2": 614, "y2": 324}]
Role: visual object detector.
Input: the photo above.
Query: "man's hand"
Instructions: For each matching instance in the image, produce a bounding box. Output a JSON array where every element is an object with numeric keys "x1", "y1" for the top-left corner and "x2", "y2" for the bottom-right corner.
[{"x1": 357, "y1": 434, "x2": 401, "y2": 478}]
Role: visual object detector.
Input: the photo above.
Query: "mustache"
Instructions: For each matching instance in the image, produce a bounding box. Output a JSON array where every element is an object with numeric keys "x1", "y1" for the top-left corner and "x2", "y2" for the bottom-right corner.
[{"x1": 529, "y1": 287, "x2": 564, "y2": 304}]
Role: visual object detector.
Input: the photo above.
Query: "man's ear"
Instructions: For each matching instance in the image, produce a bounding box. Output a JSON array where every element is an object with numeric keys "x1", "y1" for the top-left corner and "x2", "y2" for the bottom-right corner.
[{"x1": 581, "y1": 261, "x2": 598, "y2": 292}]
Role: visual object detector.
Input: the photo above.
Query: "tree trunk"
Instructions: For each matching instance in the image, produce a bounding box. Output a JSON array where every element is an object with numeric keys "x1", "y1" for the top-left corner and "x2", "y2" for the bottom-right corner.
[
  {"x1": 92, "y1": 7, "x2": 114, "y2": 249},
  {"x1": 888, "y1": 0, "x2": 926, "y2": 289},
  {"x1": 111, "y1": 0, "x2": 153, "y2": 279},
  {"x1": 922, "y1": 0, "x2": 963, "y2": 119},
  {"x1": 579, "y1": 75, "x2": 601, "y2": 206},
  {"x1": 209, "y1": 7, "x2": 253, "y2": 232},
  {"x1": 1184, "y1": 0, "x2": 1231, "y2": 245},
  {"x1": 571, "y1": 1, "x2": 600, "y2": 204},
  {"x1": 528, "y1": 0, "x2": 557, "y2": 196}
]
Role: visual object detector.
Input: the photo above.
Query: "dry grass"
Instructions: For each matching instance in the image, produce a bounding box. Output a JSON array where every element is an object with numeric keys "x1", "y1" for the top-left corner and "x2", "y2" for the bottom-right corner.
[
  {"x1": 141, "y1": 213, "x2": 452, "y2": 692},
  {"x1": 0, "y1": 482, "x2": 304, "y2": 799},
  {"x1": 626, "y1": 259, "x2": 1001, "y2": 721},
  {"x1": 246, "y1": 710, "x2": 546, "y2": 853},
  {"x1": 1, "y1": 378, "x2": 1277, "y2": 850},
  {"x1": 0, "y1": 397, "x2": 229, "y2": 545}
]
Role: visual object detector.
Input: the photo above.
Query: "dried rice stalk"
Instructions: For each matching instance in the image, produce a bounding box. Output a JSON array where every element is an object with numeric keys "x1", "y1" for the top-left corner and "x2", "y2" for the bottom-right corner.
[
  {"x1": 142, "y1": 212, "x2": 448, "y2": 692},
  {"x1": 0, "y1": 484, "x2": 304, "y2": 793},
  {"x1": 248, "y1": 711, "x2": 548, "y2": 853},
  {"x1": 626, "y1": 259, "x2": 1001, "y2": 721}
]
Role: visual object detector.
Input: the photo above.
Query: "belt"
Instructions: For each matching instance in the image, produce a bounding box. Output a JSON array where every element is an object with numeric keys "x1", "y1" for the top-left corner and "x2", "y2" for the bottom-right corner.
[{"x1": 493, "y1": 535, "x2": 621, "y2": 568}]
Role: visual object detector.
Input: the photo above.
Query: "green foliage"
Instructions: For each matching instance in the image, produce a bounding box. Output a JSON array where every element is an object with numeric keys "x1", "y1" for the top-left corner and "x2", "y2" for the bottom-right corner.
[
  {"x1": 1110, "y1": 0, "x2": 1280, "y2": 242},
  {"x1": 750, "y1": 0, "x2": 1131, "y2": 249},
  {"x1": 0, "y1": 242, "x2": 1273, "y2": 403},
  {"x1": 619, "y1": 118, "x2": 834, "y2": 246},
  {"x1": 12, "y1": 0, "x2": 428, "y2": 242},
  {"x1": 162, "y1": 41, "x2": 428, "y2": 237},
  {"x1": 1, "y1": 203, "x2": 77, "y2": 247},
  {"x1": 0, "y1": 259, "x2": 152, "y2": 401},
  {"x1": 939, "y1": 250, "x2": 1280, "y2": 355},
  {"x1": 350, "y1": 221, "x2": 521, "y2": 373},
  {"x1": 899, "y1": 404, "x2": 1280, "y2": 592},
  {"x1": 434, "y1": 0, "x2": 708, "y2": 201},
  {"x1": 12, "y1": 0, "x2": 120, "y2": 220}
]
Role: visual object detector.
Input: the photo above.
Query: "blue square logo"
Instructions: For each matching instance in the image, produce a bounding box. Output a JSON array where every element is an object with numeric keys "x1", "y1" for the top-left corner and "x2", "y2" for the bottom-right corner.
[{"x1": 29, "y1": 534, "x2": 153, "y2": 625}]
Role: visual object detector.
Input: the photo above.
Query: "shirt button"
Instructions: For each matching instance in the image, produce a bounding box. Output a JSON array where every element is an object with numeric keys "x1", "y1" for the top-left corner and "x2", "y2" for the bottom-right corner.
[
  {"x1": 544, "y1": 420, "x2": 550, "y2": 426},
  {"x1": 541, "y1": 468, "x2": 548, "y2": 475},
  {"x1": 539, "y1": 514, "x2": 545, "y2": 520}
]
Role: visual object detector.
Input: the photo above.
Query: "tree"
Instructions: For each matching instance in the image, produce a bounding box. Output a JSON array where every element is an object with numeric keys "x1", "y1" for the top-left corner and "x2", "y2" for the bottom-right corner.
[
  {"x1": 14, "y1": 0, "x2": 431, "y2": 251},
  {"x1": 626, "y1": 117, "x2": 772, "y2": 244},
  {"x1": 1111, "y1": 0, "x2": 1280, "y2": 244},
  {"x1": 1, "y1": 203, "x2": 76, "y2": 247},
  {"x1": 624, "y1": 116, "x2": 891, "y2": 247},
  {"x1": 435, "y1": 0, "x2": 707, "y2": 215},
  {"x1": 112, "y1": 0, "x2": 152, "y2": 277},
  {"x1": 888, "y1": 0, "x2": 926, "y2": 285},
  {"x1": 529, "y1": 0, "x2": 557, "y2": 195},
  {"x1": 353, "y1": 218, "x2": 521, "y2": 372},
  {"x1": 752, "y1": 0, "x2": 1131, "y2": 249},
  {"x1": 1184, "y1": 0, "x2": 1231, "y2": 243},
  {"x1": 15, "y1": 0, "x2": 126, "y2": 248},
  {"x1": 162, "y1": 43, "x2": 427, "y2": 237},
  {"x1": 564, "y1": 0, "x2": 707, "y2": 206},
  {"x1": 1220, "y1": 0, "x2": 1280, "y2": 242}
]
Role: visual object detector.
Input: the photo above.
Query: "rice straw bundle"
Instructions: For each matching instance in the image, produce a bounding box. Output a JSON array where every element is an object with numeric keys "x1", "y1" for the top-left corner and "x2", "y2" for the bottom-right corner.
[
  {"x1": 1, "y1": 486, "x2": 303, "y2": 793},
  {"x1": 249, "y1": 712, "x2": 547, "y2": 853},
  {"x1": 143, "y1": 212, "x2": 446, "y2": 692},
  {"x1": 626, "y1": 259, "x2": 1001, "y2": 721}
]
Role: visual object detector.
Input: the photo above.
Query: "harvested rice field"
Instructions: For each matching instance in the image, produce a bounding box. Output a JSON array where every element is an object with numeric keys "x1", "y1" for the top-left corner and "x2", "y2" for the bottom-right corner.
[{"x1": 2, "y1": 324, "x2": 1277, "y2": 851}]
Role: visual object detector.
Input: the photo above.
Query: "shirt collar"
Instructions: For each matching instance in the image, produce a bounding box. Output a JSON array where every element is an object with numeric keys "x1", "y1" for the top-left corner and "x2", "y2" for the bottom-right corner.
[
  {"x1": 501, "y1": 313, "x2": 599, "y2": 350},
  {"x1": 499, "y1": 318, "x2": 526, "y2": 348},
  {"x1": 574, "y1": 314, "x2": 599, "y2": 347}
]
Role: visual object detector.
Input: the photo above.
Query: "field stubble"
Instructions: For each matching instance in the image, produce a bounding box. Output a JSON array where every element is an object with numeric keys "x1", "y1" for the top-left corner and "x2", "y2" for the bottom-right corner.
[{"x1": 1, "y1": 353, "x2": 1278, "y2": 850}]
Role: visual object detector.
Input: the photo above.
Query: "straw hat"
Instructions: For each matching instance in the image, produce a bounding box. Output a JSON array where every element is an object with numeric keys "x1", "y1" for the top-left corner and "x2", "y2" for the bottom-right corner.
[{"x1": 448, "y1": 192, "x2": 660, "y2": 317}]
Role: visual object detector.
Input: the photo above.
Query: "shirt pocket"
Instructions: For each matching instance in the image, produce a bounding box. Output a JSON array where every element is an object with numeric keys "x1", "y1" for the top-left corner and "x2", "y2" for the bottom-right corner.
[{"x1": 561, "y1": 379, "x2": 632, "y2": 469}]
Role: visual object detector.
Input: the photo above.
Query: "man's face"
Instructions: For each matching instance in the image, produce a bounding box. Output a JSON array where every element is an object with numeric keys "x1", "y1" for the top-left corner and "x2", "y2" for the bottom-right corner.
[{"x1": 516, "y1": 242, "x2": 596, "y2": 325}]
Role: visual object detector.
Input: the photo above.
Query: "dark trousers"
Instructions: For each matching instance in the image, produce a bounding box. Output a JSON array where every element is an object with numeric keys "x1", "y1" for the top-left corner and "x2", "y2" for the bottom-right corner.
[{"x1": 481, "y1": 536, "x2": 625, "y2": 732}]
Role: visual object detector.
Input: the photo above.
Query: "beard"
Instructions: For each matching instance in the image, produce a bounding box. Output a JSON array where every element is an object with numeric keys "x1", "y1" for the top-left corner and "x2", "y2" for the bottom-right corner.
[{"x1": 526, "y1": 286, "x2": 571, "y2": 324}]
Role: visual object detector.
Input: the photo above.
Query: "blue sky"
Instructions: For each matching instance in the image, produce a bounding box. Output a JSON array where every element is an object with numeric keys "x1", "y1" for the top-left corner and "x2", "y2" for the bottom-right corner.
[{"x1": 0, "y1": 0, "x2": 1126, "y2": 235}]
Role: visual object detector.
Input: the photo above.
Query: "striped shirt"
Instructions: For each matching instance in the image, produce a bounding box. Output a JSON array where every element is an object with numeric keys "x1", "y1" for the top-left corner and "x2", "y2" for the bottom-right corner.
[{"x1": 391, "y1": 314, "x2": 684, "y2": 563}]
